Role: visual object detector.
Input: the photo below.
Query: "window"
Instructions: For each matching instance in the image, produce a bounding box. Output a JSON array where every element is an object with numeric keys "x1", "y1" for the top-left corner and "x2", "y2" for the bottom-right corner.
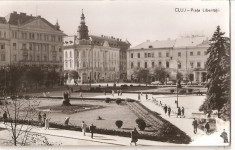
[
  {"x1": 70, "y1": 51, "x2": 72, "y2": 58},
  {"x1": 159, "y1": 61, "x2": 162, "y2": 67},
  {"x1": 166, "y1": 52, "x2": 169, "y2": 57},
  {"x1": 152, "y1": 62, "x2": 155, "y2": 68},
  {"x1": 137, "y1": 53, "x2": 140, "y2": 58},
  {"x1": 1, "y1": 54, "x2": 5, "y2": 61},
  {"x1": 65, "y1": 51, "x2": 68, "y2": 58},
  {"x1": 70, "y1": 61, "x2": 72, "y2": 68},
  {"x1": 149, "y1": 45, "x2": 153, "y2": 48},
  {"x1": 131, "y1": 53, "x2": 133, "y2": 58},
  {"x1": 166, "y1": 61, "x2": 169, "y2": 68},
  {"x1": 190, "y1": 52, "x2": 193, "y2": 56},
  {"x1": 0, "y1": 44, "x2": 5, "y2": 50},
  {"x1": 158, "y1": 52, "x2": 161, "y2": 57},
  {"x1": 65, "y1": 62, "x2": 68, "y2": 68},
  {"x1": 131, "y1": 62, "x2": 134, "y2": 69},
  {"x1": 148, "y1": 53, "x2": 151, "y2": 57},
  {"x1": 29, "y1": 44, "x2": 32, "y2": 50},
  {"x1": 197, "y1": 51, "x2": 201, "y2": 55},
  {"x1": 151, "y1": 53, "x2": 154, "y2": 57},
  {"x1": 13, "y1": 43, "x2": 16, "y2": 50},
  {"x1": 59, "y1": 47, "x2": 62, "y2": 52},
  {"x1": 197, "y1": 62, "x2": 201, "y2": 68},
  {"x1": 145, "y1": 53, "x2": 147, "y2": 58},
  {"x1": 145, "y1": 62, "x2": 148, "y2": 68},
  {"x1": 22, "y1": 43, "x2": 26, "y2": 49},
  {"x1": 178, "y1": 62, "x2": 181, "y2": 69},
  {"x1": 190, "y1": 62, "x2": 194, "y2": 68},
  {"x1": 178, "y1": 52, "x2": 181, "y2": 57},
  {"x1": 137, "y1": 62, "x2": 140, "y2": 68}
]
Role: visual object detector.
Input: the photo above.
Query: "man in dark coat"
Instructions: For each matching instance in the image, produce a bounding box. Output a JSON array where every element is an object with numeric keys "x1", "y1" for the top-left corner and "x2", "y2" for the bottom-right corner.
[
  {"x1": 130, "y1": 128, "x2": 138, "y2": 146},
  {"x1": 192, "y1": 118, "x2": 198, "y2": 134},
  {"x1": 163, "y1": 104, "x2": 167, "y2": 115},
  {"x1": 220, "y1": 129, "x2": 229, "y2": 143},
  {"x1": 89, "y1": 123, "x2": 96, "y2": 139},
  {"x1": 168, "y1": 106, "x2": 171, "y2": 117},
  {"x1": 3, "y1": 111, "x2": 7, "y2": 124},
  {"x1": 177, "y1": 107, "x2": 181, "y2": 118},
  {"x1": 205, "y1": 121, "x2": 210, "y2": 134},
  {"x1": 181, "y1": 106, "x2": 185, "y2": 117}
]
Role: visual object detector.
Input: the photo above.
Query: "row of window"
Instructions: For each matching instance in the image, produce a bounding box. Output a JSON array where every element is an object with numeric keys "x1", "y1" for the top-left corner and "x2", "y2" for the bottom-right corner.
[
  {"x1": 22, "y1": 55, "x2": 61, "y2": 62},
  {"x1": 11, "y1": 42, "x2": 61, "y2": 52},
  {"x1": 130, "y1": 61, "x2": 204, "y2": 69},
  {"x1": 11, "y1": 31, "x2": 63, "y2": 42},
  {"x1": 130, "y1": 51, "x2": 207, "y2": 58},
  {"x1": 0, "y1": 31, "x2": 7, "y2": 38}
]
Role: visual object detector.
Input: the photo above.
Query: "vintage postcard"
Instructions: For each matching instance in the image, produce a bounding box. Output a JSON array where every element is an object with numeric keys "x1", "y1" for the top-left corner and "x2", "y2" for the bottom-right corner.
[{"x1": 0, "y1": 0, "x2": 231, "y2": 147}]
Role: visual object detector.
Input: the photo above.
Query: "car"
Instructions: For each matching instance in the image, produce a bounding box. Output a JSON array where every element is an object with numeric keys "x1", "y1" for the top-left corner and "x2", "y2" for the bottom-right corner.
[
  {"x1": 165, "y1": 81, "x2": 175, "y2": 85},
  {"x1": 151, "y1": 81, "x2": 162, "y2": 85}
]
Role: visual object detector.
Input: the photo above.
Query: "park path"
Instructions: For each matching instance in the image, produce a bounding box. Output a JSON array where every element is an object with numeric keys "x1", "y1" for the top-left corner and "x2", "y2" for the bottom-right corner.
[
  {"x1": 0, "y1": 123, "x2": 175, "y2": 146},
  {"x1": 93, "y1": 93, "x2": 229, "y2": 146}
]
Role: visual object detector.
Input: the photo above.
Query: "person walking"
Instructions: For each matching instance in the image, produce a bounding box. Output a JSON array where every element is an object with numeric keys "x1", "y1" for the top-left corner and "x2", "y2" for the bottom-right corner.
[
  {"x1": 117, "y1": 90, "x2": 120, "y2": 96},
  {"x1": 43, "y1": 113, "x2": 47, "y2": 123},
  {"x1": 82, "y1": 121, "x2": 87, "y2": 136},
  {"x1": 138, "y1": 93, "x2": 140, "y2": 100},
  {"x1": 205, "y1": 121, "x2": 210, "y2": 134},
  {"x1": 181, "y1": 106, "x2": 185, "y2": 117},
  {"x1": 167, "y1": 106, "x2": 171, "y2": 117},
  {"x1": 120, "y1": 90, "x2": 122, "y2": 96},
  {"x1": 89, "y1": 123, "x2": 96, "y2": 139},
  {"x1": 130, "y1": 128, "x2": 139, "y2": 146},
  {"x1": 146, "y1": 94, "x2": 148, "y2": 100},
  {"x1": 64, "y1": 117, "x2": 70, "y2": 125},
  {"x1": 112, "y1": 90, "x2": 115, "y2": 97},
  {"x1": 80, "y1": 92, "x2": 83, "y2": 98},
  {"x1": 104, "y1": 89, "x2": 106, "y2": 95},
  {"x1": 44, "y1": 117, "x2": 50, "y2": 130},
  {"x1": 38, "y1": 112, "x2": 42, "y2": 125},
  {"x1": 177, "y1": 107, "x2": 181, "y2": 118},
  {"x1": 163, "y1": 104, "x2": 167, "y2": 115},
  {"x1": 3, "y1": 111, "x2": 7, "y2": 124},
  {"x1": 192, "y1": 118, "x2": 198, "y2": 134},
  {"x1": 220, "y1": 129, "x2": 229, "y2": 143}
]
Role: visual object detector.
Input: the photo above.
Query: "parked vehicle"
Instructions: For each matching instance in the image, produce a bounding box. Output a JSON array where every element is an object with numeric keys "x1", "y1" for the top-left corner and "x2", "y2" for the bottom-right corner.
[
  {"x1": 165, "y1": 81, "x2": 175, "y2": 85},
  {"x1": 151, "y1": 81, "x2": 162, "y2": 85}
]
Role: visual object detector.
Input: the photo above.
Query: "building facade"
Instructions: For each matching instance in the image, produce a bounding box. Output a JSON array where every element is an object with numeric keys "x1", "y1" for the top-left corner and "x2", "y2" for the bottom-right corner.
[
  {"x1": 127, "y1": 36, "x2": 210, "y2": 83},
  {"x1": 63, "y1": 11, "x2": 130, "y2": 84},
  {"x1": 0, "y1": 12, "x2": 64, "y2": 70}
]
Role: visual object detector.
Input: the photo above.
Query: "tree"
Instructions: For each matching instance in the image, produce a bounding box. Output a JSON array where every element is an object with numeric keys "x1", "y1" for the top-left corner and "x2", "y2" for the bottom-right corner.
[
  {"x1": 0, "y1": 94, "x2": 40, "y2": 146},
  {"x1": 199, "y1": 26, "x2": 230, "y2": 117},
  {"x1": 153, "y1": 67, "x2": 168, "y2": 84},
  {"x1": 134, "y1": 68, "x2": 150, "y2": 83}
]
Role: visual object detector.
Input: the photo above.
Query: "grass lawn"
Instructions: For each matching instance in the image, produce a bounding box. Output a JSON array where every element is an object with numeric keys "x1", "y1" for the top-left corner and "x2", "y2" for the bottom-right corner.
[{"x1": 36, "y1": 99, "x2": 139, "y2": 131}]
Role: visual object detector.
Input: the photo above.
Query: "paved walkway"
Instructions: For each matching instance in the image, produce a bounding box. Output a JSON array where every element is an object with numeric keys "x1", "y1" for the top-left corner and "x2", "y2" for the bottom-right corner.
[{"x1": 0, "y1": 123, "x2": 175, "y2": 146}]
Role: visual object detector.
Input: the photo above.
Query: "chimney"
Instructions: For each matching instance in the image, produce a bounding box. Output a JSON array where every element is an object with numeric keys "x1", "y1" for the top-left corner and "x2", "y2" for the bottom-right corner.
[{"x1": 13, "y1": 11, "x2": 17, "y2": 14}]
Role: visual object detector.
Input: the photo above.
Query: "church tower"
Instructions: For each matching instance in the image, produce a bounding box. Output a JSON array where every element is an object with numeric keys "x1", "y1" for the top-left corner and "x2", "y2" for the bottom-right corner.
[{"x1": 77, "y1": 9, "x2": 89, "y2": 40}]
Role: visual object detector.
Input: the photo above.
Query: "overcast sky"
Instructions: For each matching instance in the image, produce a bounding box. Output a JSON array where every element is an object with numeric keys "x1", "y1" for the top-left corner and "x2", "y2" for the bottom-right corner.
[{"x1": 0, "y1": 0, "x2": 230, "y2": 47}]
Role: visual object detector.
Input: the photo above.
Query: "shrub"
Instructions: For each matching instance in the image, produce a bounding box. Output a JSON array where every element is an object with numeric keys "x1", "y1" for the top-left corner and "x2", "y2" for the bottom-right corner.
[
  {"x1": 179, "y1": 89, "x2": 186, "y2": 94},
  {"x1": 105, "y1": 98, "x2": 111, "y2": 103},
  {"x1": 136, "y1": 118, "x2": 145, "y2": 124},
  {"x1": 188, "y1": 89, "x2": 193, "y2": 93},
  {"x1": 115, "y1": 120, "x2": 123, "y2": 128},
  {"x1": 170, "y1": 89, "x2": 174, "y2": 93},
  {"x1": 138, "y1": 121, "x2": 146, "y2": 131},
  {"x1": 120, "y1": 84, "x2": 128, "y2": 89},
  {"x1": 130, "y1": 84, "x2": 133, "y2": 87},
  {"x1": 116, "y1": 98, "x2": 122, "y2": 105},
  {"x1": 125, "y1": 98, "x2": 135, "y2": 102}
]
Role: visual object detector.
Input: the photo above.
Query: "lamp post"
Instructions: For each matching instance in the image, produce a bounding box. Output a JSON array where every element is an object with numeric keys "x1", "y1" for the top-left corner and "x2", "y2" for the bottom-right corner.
[{"x1": 176, "y1": 62, "x2": 179, "y2": 108}]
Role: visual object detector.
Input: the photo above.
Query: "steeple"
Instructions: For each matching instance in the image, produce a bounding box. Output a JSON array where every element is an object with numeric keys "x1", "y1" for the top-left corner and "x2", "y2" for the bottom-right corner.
[
  {"x1": 55, "y1": 19, "x2": 60, "y2": 30},
  {"x1": 77, "y1": 9, "x2": 89, "y2": 40}
]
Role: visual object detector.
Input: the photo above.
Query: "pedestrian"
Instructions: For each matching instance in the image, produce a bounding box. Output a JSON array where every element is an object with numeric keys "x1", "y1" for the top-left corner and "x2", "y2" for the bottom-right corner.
[
  {"x1": 130, "y1": 128, "x2": 139, "y2": 146},
  {"x1": 177, "y1": 107, "x2": 181, "y2": 118},
  {"x1": 71, "y1": 87, "x2": 73, "y2": 93},
  {"x1": 163, "y1": 104, "x2": 167, "y2": 115},
  {"x1": 146, "y1": 94, "x2": 148, "y2": 100},
  {"x1": 104, "y1": 89, "x2": 106, "y2": 95},
  {"x1": 117, "y1": 90, "x2": 120, "y2": 96},
  {"x1": 89, "y1": 123, "x2": 96, "y2": 139},
  {"x1": 141, "y1": 92, "x2": 143, "y2": 96},
  {"x1": 168, "y1": 106, "x2": 171, "y2": 117},
  {"x1": 82, "y1": 121, "x2": 87, "y2": 136},
  {"x1": 64, "y1": 117, "x2": 70, "y2": 125},
  {"x1": 112, "y1": 90, "x2": 115, "y2": 97},
  {"x1": 159, "y1": 101, "x2": 162, "y2": 106},
  {"x1": 192, "y1": 118, "x2": 198, "y2": 134},
  {"x1": 43, "y1": 113, "x2": 47, "y2": 123},
  {"x1": 138, "y1": 93, "x2": 140, "y2": 100},
  {"x1": 205, "y1": 121, "x2": 210, "y2": 134},
  {"x1": 38, "y1": 112, "x2": 42, "y2": 125},
  {"x1": 80, "y1": 92, "x2": 83, "y2": 98},
  {"x1": 3, "y1": 111, "x2": 7, "y2": 124},
  {"x1": 220, "y1": 129, "x2": 229, "y2": 143},
  {"x1": 44, "y1": 117, "x2": 50, "y2": 130},
  {"x1": 181, "y1": 106, "x2": 185, "y2": 117},
  {"x1": 120, "y1": 90, "x2": 122, "y2": 96}
]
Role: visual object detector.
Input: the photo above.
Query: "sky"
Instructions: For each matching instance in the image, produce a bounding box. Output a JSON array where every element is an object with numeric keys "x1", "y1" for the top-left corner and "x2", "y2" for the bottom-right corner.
[{"x1": 0, "y1": 0, "x2": 230, "y2": 47}]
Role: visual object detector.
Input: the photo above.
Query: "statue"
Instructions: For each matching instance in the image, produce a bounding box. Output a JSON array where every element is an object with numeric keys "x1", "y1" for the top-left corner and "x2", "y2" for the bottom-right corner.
[{"x1": 62, "y1": 92, "x2": 71, "y2": 106}]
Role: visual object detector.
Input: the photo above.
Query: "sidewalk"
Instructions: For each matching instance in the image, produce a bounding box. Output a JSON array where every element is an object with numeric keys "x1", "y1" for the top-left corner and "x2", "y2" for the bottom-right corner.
[{"x1": 0, "y1": 123, "x2": 176, "y2": 146}]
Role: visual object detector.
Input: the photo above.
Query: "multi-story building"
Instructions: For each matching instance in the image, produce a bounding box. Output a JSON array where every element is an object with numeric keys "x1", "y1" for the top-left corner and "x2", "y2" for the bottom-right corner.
[
  {"x1": 0, "y1": 12, "x2": 64, "y2": 70},
  {"x1": 127, "y1": 36, "x2": 210, "y2": 83},
  {"x1": 63, "y1": 11, "x2": 130, "y2": 84}
]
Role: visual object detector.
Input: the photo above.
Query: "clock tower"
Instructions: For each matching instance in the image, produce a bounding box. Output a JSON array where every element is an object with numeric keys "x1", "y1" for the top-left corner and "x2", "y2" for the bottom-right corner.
[{"x1": 77, "y1": 9, "x2": 89, "y2": 40}]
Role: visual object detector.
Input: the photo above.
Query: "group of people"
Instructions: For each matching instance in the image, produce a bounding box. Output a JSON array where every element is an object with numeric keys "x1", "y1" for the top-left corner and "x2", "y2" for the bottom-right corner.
[
  {"x1": 38, "y1": 112, "x2": 50, "y2": 129},
  {"x1": 176, "y1": 106, "x2": 185, "y2": 118},
  {"x1": 111, "y1": 89, "x2": 123, "y2": 97}
]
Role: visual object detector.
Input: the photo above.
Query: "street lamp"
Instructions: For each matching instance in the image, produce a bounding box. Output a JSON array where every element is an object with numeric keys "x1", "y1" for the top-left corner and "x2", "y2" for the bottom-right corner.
[{"x1": 174, "y1": 59, "x2": 180, "y2": 108}]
